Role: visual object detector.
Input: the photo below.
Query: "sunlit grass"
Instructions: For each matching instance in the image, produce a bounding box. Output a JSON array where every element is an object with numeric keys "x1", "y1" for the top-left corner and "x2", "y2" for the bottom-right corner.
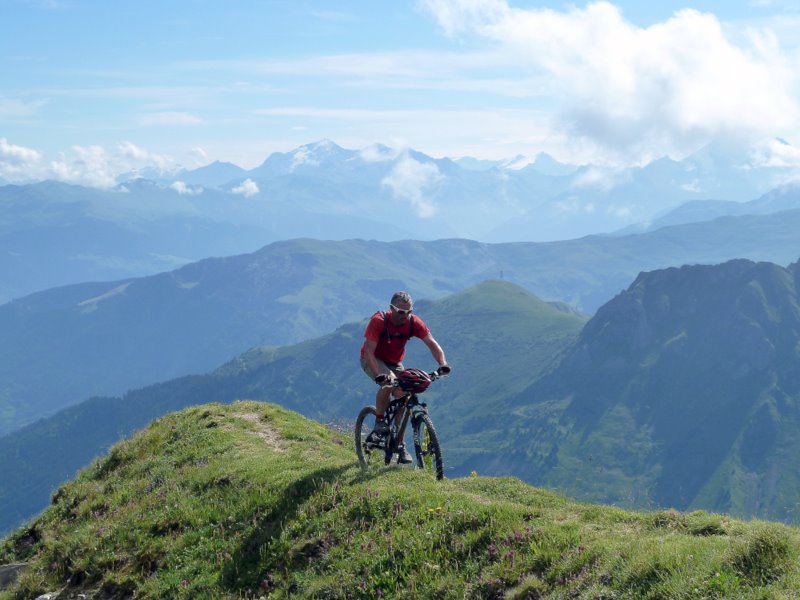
[{"x1": 2, "y1": 401, "x2": 799, "y2": 599}]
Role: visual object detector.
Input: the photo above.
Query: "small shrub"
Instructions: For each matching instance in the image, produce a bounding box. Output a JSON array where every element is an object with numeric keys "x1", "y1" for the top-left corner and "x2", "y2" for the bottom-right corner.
[
  {"x1": 727, "y1": 524, "x2": 793, "y2": 584},
  {"x1": 649, "y1": 509, "x2": 686, "y2": 531},
  {"x1": 686, "y1": 512, "x2": 727, "y2": 537}
]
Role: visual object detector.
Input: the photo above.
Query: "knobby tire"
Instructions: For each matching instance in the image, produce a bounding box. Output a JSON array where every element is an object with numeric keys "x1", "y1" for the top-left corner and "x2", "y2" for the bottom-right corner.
[
  {"x1": 412, "y1": 413, "x2": 444, "y2": 480},
  {"x1": 355, "y1": 405, "x2": 377, "y2": 469}
]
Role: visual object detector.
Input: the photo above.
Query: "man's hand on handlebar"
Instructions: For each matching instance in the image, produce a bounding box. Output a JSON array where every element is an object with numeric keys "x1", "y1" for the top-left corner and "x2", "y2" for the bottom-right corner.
[
  {"x1": 436, "y1": 365, "x2": 451, "y2": 376},
  {"x1": 374, "y1": 374, "x2": 390, "y2": 385}
]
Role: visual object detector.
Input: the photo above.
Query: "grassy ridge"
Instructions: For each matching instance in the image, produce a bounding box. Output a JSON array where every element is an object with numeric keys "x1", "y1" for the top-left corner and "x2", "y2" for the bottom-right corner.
[
  {"x1": 2, "y1": 402, "x2": 800, "y2": 599},
  {"x1": 0, "y1": 280, "x2": 585, "y2": 537}
]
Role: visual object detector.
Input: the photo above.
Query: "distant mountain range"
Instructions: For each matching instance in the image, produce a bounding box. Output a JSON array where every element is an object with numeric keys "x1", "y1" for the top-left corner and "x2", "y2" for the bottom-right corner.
[
  {"x1": 5, "y1": 258, "x2": 800, "y2": 535},
  {"x1": 146, "y1": 139, "x2": 800, "y2": 244},
  {"x1": 615, "y1": 183, "x2": 800, "y2": 235},
  {"x1": 3, "y1": 139, "x2": 800, "y2": 303},
  {"x1": 2, "y1": 206, "x2": 800, "y2": 437}
]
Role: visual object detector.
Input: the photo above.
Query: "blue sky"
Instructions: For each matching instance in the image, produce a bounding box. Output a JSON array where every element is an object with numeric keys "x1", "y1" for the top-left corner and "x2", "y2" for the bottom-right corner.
[{"x1": 3, "y1": 0, "x2": 800, "y2": 185}]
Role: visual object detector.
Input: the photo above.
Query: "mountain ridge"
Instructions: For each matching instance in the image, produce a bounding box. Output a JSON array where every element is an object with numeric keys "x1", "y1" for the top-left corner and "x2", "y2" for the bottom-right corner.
[
  {"x1": 4, "y1": 139, "x2": 800, "y2": 303},
  {"x1": 485, "y1": 257, "x2": 800, "y2": 522},
  {"x1": 3, "y1": 209, "x2": 800, "y2": 436},
  {"x1": 2, "y1": 401, "x2": 800, "y2": 599}
]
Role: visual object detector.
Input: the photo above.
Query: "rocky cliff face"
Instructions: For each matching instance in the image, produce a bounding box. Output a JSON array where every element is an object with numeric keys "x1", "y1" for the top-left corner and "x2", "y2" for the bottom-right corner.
[
  {"x1": 510, "y1": 258, "x2": 800, "y2": 521},
  {"x1": 570, "y1": 259, "x2": 800, "y2": 378}
]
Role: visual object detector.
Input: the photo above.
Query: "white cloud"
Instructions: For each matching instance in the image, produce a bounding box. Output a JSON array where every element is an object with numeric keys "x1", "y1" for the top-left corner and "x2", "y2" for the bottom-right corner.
[
  {"x1": 139, "y1": 111, "x2": 202, "y2": 126},
  {"x1": 117, "y1": 142, "x2": 173, "y2": 170},
  {"x1": 191, "y1": 146, "x2": 208, "y2": 165},
  {"x1": 0, "y1": 138, "x2": 42, "y2": 164},
  {"x1": 0, "y1": 96, "x2": 46, "y2": 119},
  {"x1": 681, "y1": 180, "x2": 702, "y2": 192},
  {"x1": 606, "y1": 204, "x2": 632, "y2": 219},
  {"x1": 553, "y1": 196, "x2": 596, "y2": 215},
  {"x1": 170, "y1": 181, "x2": 203, "y2": 195},
  {"x1": 748, "y1": 137, "x2": 800, "y2": 167},
  {"x1": 381, "y1": 154, "x2": 443, "y2": 218},
  {"x1": 191, "y1": 50, "x2": 495, "y2": 81},
  {"x1": 570, "y1": 166, "x2": 629, "y2": 192},
  {"x1": 359, "y1": 144, "x2": 402, "y2": 162},
  {"x1": 50, "y1": 145, "x2": 116, "y2": 187},
  {"x1": 421, "y1": 1, "x2": 800, "y2": 162},
  {"x1": 0, "y1": 138, "x2": 43, "y2": 181},
  {"x1": 421, "y1": 0, "x2": 510, "y2": 37},
  {"x1": 290, "y1": 148, "x2": 319, "y2": 171},
  {"x1": 232, "y1": 178, "x2": 259, "y2": 197},
  {"x1": 42, "y1": 143, "x2": 178, "y2": 188}
]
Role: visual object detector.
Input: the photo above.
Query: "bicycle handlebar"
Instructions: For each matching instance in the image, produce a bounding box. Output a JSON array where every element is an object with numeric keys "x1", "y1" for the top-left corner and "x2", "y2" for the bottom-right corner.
[{"x1": 379, "y1": 369, "x2": 447, "y2": 390}]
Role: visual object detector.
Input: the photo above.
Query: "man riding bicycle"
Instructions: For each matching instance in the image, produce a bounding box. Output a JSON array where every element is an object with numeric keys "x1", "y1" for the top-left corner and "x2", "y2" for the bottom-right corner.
[{"x1": 360, "y1": 291, "x2": 450, "y2": 463}]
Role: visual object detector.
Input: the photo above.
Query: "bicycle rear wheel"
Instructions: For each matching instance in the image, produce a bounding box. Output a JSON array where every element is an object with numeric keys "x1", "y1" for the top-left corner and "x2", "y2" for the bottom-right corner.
[
  {"x1": 355, "y1": 406, "x2": 378, "y2": 469},
  {"x1": 412, "y1": 414, "x2": 444, "y2": 480}
]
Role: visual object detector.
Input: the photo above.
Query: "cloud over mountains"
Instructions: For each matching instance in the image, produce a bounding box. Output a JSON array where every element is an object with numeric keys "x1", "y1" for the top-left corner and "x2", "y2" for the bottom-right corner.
[
  {"x1": 422, "y1": 0, "x2": 800, "y2": 163},
  {"x1": 4, "y1": 2, "x2": 800, "y2": 179},
  {"x1": 381, "y1": 154, "x2": 443, "y2": 218}
]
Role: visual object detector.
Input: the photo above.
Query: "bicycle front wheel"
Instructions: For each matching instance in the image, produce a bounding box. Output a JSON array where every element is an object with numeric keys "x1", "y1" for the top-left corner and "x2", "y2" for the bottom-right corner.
[
  {"x1": 412, "y1": 414, "x2": 444, "y2": 480},
  {"x1": 355, "y1": 406, "x2": 378, "y2": 469}
]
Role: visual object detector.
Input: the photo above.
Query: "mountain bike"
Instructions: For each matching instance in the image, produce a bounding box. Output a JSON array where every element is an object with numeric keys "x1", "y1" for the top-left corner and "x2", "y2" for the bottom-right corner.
[{"x1": 355, "y1": 368, "x2": 446, "y2": 480}]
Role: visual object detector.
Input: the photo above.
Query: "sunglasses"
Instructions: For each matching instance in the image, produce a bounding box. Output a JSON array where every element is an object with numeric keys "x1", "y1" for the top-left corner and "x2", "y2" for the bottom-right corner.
[{"x1": 390, "y1": 304, "x2": 413, "y2": 316}]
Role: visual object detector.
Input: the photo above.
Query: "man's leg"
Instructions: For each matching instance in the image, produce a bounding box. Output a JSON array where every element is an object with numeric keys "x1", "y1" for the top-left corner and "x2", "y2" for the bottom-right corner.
[
  {"x1": 361, "y1": 358, "x2": 397, "y2": 436},
  {"x1": 375, "y1": 384, "x2": 393, "y2": 419}
]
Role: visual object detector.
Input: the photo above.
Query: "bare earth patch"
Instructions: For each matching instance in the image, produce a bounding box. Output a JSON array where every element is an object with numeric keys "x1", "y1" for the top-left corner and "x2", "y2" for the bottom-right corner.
[{"x1": 232, "y1": 412, "x2": 286, "y2": 453}]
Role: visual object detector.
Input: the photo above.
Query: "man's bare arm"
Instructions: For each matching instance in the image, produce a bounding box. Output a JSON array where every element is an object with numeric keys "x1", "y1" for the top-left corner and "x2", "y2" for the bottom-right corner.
[{"x1": 422, "y1": 333, "x2": 447, "y2": 367}]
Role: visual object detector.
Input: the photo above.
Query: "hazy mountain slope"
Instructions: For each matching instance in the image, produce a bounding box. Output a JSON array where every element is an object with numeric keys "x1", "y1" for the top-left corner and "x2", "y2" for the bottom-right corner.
[
  {"x1": 0, "y1": 179, "x2": 416, "y2": 303},
  {"x1": 488, "y1": 258, "x2": 800, "y2": 522},
  {"x1": 3, "y1": 402, "x2": 800, "y2": 599},
  {"x1": 176, "y1": 160, "x2": 248, "y2": 187},
  {"x1": 616, "y1": 183, "x2": 800, "y2": 235},
  {"x1": 0, "y1": 281, "x2": 586, "y2": 534},
  {"x1": 8, "y1": 140, "x2": 800, "y2": 302},
  {"x1": 2, "y1": 206, "x2": 800, "y2": 436}
]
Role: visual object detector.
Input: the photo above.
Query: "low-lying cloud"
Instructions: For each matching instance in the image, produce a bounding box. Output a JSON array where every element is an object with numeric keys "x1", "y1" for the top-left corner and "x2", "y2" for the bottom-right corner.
[
  {"x1": 0, "y1": 139, "x2": 190, "y2": 187},
  {"x1": 170, "y1": 181, "x2": 203, "y2": 195},
  {"x1": 381, "y1": 154, "x2": 443, "y2": 218},
  {"x1": 0, "y1": 138, "x2": 42, "y2": 180},
  {"x1": 232, "y1": 178, "x2": 259, "y2": 197}
]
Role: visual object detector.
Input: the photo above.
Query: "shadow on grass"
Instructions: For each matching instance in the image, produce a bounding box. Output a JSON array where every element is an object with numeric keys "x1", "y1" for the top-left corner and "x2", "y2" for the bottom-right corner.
[{"x1": 219, "y1": 460, "x2": 393, "y2": 594}]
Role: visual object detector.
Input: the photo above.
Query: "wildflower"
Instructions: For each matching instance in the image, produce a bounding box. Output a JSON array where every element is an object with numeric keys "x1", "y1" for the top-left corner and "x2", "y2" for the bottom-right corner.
[
  {"x1": 470, "y1": 471, "x2": 477, "y2": 477},
  {"x1": 506, "y1": 550, "x2": 516, "y2": 568},
  {"x1": 487, "y1": 543, "x2": 498, "y2": 560}
]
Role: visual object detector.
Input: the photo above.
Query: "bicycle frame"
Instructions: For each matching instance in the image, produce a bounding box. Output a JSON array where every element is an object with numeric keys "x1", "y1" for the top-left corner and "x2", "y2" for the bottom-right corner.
[{"x1": 382, "y1": 392, "x2": 428, "y2": 460}]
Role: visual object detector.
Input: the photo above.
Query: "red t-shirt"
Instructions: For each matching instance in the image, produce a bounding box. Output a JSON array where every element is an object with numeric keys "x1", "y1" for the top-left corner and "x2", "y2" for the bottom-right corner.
[{"x1": 360, "y1": 311, "x2": 430, "y2": 364}]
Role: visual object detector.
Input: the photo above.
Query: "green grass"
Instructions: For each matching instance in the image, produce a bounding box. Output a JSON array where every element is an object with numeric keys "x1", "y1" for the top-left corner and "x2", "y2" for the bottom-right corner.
[{"x1": 2, "y1": 401, "x2": 800, "y2": 599}]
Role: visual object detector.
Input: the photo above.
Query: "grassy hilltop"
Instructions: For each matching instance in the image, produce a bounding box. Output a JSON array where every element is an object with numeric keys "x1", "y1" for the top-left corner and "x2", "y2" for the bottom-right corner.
[{"x1": 2, "y1": 402, "x2": 800, "y2": 599}]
